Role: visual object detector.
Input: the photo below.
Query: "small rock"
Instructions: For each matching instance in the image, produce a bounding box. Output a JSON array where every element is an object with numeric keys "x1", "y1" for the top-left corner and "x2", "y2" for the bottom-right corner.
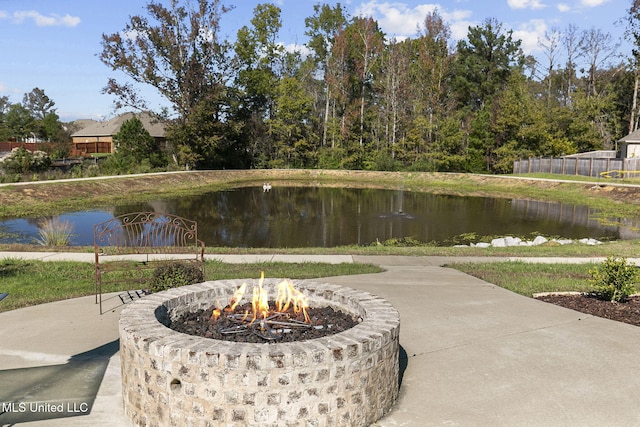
[
  {"x1": 531, "y1": 236, "x2": 548, "y2": 246},
  {"x1": 579, "y1": 238, "x2": 602, "y2": 245},
  {"x1": 554, "y1": 239, "x2": 574, "y2": 245},
  {"x1": 504, "y1": 236, "x2": 522, "y2": 246},
  {"x1": 490, "y1": 238, "x2": 507, "y2": 247}
]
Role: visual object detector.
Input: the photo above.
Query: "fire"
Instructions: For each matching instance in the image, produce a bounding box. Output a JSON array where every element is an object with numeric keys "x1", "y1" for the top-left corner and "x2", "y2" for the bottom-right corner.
[
  {"x1": 210, "y1": 273, "x2": 310, "y2": 324},
  {"x1": 229, "y1": 283, "x2": 247, "y2": 311},
  {"x1": 211, "y1": 282, "x2": 247, "y2": 321},
  {"x1": 276, "y1": 278, "x2": 310, "y2": 323}
]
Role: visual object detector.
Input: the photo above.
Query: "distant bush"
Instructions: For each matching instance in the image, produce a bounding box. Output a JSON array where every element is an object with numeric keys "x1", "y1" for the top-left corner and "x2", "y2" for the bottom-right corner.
[
  {"x1": 587, "y1": 256, "x2": 637, "y2": 302},
  {"x1": 372, "y1": 237, "x2": 427, "y2": 247},
  {"x1": 149, "y1": 261, "x2": 204, "y2": 293},
  {"x1": 0, "y1": 147, "x2": 51, "y2": 174}
]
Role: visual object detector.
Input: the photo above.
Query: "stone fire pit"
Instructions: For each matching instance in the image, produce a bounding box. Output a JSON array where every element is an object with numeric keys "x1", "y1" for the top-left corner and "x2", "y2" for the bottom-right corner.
[{"x1": 119, "y1": 279, "x2": 400, "y2": 426}]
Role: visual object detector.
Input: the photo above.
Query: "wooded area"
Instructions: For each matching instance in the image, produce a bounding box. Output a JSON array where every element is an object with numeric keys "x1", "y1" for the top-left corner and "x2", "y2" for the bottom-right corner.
[{"x1": 4, "y1": 1, "x2": 640, "y2": 175}]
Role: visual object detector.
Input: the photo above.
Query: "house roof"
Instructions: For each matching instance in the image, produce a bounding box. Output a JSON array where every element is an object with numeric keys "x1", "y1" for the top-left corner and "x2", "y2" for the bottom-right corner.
[
  {"x1": 563, "y1": 150, "x2": 617, "y2": 158},
  {"x1": 70, "y1": 112, "x2": 166, "y2": 138},
  {"x1": 618, "y1": 128, "x2": 640, "y2": 143},
  {"x1": 72, "y1": 119, "x2": 98, "y2": 130}
]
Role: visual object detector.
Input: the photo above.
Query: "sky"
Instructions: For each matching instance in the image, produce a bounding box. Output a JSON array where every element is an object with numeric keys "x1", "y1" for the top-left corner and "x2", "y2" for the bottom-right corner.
[{"x1": 0, "y1": 0, "x2": 631, "y2": 122}]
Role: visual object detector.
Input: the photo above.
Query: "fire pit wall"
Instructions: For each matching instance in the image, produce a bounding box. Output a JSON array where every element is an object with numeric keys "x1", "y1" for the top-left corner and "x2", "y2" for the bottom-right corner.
[{"x1": 119, "y1": 279, "x2": 400, "y2": 427}]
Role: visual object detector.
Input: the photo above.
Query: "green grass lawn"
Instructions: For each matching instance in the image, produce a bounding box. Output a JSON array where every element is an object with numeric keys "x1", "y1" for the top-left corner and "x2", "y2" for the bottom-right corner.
[
  {"x1": 0, "y1": 259, "x2": 95, "y2": 312},
  {"x1": 449, "y1": 261, "x2": 598, "y2": 297},
  {"x1": 0, "y1": 258, "x2": 382, "y2": 313},
  {"x1": 0, "y1": 255, "x2": 632, "y2": 313}
]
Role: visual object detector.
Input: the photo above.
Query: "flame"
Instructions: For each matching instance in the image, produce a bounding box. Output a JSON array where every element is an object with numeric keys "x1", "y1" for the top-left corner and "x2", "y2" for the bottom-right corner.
[
  {"x1": 252, "y1": 271, "x2": 270, "y2": 320},
  {"x1": 276, "y1": 278, "x2": 310, "y2": 322},
  {"x1": 210, "y1": 273, "x2": 310, "y2": 324},
  {"x1": 210, "y1": 299, "x2": 223, "y2": 321},
  {"x1": 228, "y1": 283, "x2": 246, "y2": 312},
  {"x1": 211, "y1": 283, "x2": 247, "y2": 321}
]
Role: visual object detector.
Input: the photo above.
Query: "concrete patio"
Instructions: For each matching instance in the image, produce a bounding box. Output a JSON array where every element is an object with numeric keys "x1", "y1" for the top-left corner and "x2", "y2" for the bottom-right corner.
[{"x1": 1, "y1": 254, "x2": 640, "y2": 426}]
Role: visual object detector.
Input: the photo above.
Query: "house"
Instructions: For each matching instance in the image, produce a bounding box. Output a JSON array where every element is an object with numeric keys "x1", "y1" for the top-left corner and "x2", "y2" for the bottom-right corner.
[
  {"x1": 617, "y1": 128, "x2": 640, "y2": 158},
  {"x1": 70, "y1": 112, "x2": 166, "y2": 156}
]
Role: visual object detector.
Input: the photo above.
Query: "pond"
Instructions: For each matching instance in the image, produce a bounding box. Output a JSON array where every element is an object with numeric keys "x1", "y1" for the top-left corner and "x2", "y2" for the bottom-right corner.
[{"x1": 0, "y1": 186, "x2": 635, "y2": 247}]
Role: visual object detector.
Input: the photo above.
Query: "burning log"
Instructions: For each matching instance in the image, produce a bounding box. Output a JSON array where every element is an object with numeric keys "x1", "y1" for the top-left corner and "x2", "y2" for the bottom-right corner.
[{"x1": 171, "y1": 274, "x2": 359, "y2": 342}]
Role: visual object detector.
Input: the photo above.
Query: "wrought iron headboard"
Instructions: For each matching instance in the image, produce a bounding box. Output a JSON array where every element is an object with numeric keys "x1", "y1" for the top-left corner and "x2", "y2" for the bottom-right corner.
[{"x1": 93, "y1": 212, "x2": 203, "y2": 254}]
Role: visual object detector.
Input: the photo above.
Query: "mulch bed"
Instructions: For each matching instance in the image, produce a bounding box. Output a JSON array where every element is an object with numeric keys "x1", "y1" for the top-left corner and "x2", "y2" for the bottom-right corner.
[{"x1": 535, "y1": 294, "x2": 640, "y2": 327}]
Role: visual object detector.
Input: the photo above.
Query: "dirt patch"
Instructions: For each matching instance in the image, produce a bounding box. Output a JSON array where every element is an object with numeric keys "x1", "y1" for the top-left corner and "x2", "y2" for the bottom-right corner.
[{"x1": 466, "y1": 175, "x2": 640, "y2": 202}]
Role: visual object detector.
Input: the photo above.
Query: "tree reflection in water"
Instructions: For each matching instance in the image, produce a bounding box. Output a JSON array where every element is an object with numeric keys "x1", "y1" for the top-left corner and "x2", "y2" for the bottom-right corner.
[
  {"x1": 0, "y1": 186, "x2": 632, "y2": 247},
  {"x1": 121, "y1": 186, "x2": 625, "y2": 247}
]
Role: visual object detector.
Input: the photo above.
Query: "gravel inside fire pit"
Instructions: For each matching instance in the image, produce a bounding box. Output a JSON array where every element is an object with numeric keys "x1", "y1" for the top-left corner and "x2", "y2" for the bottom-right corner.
[{"x1": 169, "y1": 302, "x2": 361, "y2": 343}]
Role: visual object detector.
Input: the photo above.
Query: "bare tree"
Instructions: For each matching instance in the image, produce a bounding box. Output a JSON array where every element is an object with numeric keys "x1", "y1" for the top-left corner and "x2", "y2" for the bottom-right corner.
[
  {"x1": 580, "y1": 27, "x2": 620, "y2": 97},
  {"x1": 414, "y1": 9, "x2": 452, "y2": 146},
  {"x1": 350, "y1": 17, "x2": 385, "y2": 147},
  {"x1": 562, "y1": 24, "x2": 583, "y2": 106},
  {"x1": 304, "y1": 4, "x2": 348, "y2": 148},
  {"x1": 380, "y1": 39, "x2": 410, "y2": 153},
  {"x1": 537, "y1": 28, "x2": 561, "y2": 106}
]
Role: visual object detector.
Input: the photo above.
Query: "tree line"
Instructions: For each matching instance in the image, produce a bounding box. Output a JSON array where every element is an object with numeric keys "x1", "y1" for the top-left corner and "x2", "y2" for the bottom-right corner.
[
  {"x1": 0, "y1": 88, "x2": 73, "y2": 158},
  {"x1": 4, "y1": 1, "x2": 640, "y2": 174}
]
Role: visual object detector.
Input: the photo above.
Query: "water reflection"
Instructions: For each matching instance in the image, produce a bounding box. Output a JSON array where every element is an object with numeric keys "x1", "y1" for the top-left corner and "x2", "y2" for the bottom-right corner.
[{"x1": 0, "y1": 186, "x2": 636, "y2": 247}]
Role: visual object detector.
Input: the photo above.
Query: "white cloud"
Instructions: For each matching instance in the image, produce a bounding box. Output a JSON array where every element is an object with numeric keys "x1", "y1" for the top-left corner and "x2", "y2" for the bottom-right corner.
[
  {"x1": 12, "y1": 10, "x2": 80, "y2": 27},
  {"x1": 512, "y1": 19, "x2": 549, "y2": 55},
  {"x1": 508, "y1": 0, "x2": 546, "y2": 10},
  {"x1": 580, "y1": 0, "x2": 609, "y2": 6},
  {"x1": 442, "y1": 9, "x2": 475, "y2": 41},
  {"x1": 555, "y1": 0, "x2": 609, "y2": 12},
  {"x1": 122, "y1": 29, "x2": 142, "y2": 41},
  {"x1": 354, "y1": 1, "x2": 439, "y2": 36},
  {"x1": 353, "y1": 1, "x2": 474, "y2": 40},
  {"x1": 281, "y1": 43, "x2": 312, "y2": 58}
]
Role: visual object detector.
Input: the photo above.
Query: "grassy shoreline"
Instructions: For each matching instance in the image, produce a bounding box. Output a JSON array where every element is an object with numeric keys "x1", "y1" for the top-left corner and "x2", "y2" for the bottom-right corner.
[
  {"x1": 2, "y1": 169, "x2": 640, "y2": 257},
  {"x1": 2, "y1": 169, "x2": 640, "y2": 220},
  {"x1": 3, "y1": 240, "x2": 640, "y2": 257}
]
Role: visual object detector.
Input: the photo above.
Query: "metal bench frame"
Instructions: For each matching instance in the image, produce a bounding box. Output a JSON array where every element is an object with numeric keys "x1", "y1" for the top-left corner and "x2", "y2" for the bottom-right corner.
[{"x1": 94, "y1": 212, "x2": 205, "y2": 313}]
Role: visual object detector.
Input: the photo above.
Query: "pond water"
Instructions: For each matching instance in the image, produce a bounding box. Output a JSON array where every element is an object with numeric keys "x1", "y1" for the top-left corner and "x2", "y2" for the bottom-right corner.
[{"x1": 1, "y1": 186, "x2": 635, "y2": 247}]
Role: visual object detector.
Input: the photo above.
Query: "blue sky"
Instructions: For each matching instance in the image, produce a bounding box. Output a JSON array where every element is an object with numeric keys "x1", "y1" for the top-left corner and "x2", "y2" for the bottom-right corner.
[{"x1": 0, "y1": 0, "x2": 630, "y2": 122}]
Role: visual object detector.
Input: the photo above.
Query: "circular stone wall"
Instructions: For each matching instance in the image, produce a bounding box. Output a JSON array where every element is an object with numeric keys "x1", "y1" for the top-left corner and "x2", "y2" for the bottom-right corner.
[{"x1": 119, "y1": 279, "x2": 400, "y2": 427}]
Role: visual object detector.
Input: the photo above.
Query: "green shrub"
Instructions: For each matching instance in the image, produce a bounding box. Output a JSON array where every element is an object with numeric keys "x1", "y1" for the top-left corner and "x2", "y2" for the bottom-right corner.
[
  {"x1": 149, "y1": 261, "x2": 204, "y2": 293},
  {"x1": 373, "y1": 237, "x2": 426, "y2": 247},
  {"x1": 587, "y1": 256, "x2": 637, "y2": 302},
  {"x1": 0, "y1": 147, "x2": 51, "y2": 174}
]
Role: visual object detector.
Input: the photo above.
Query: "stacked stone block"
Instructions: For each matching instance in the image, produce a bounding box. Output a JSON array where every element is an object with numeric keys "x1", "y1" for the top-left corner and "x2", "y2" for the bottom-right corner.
[{"x1": 119, "y1": 279, "x2": 400, "y2": 427}]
